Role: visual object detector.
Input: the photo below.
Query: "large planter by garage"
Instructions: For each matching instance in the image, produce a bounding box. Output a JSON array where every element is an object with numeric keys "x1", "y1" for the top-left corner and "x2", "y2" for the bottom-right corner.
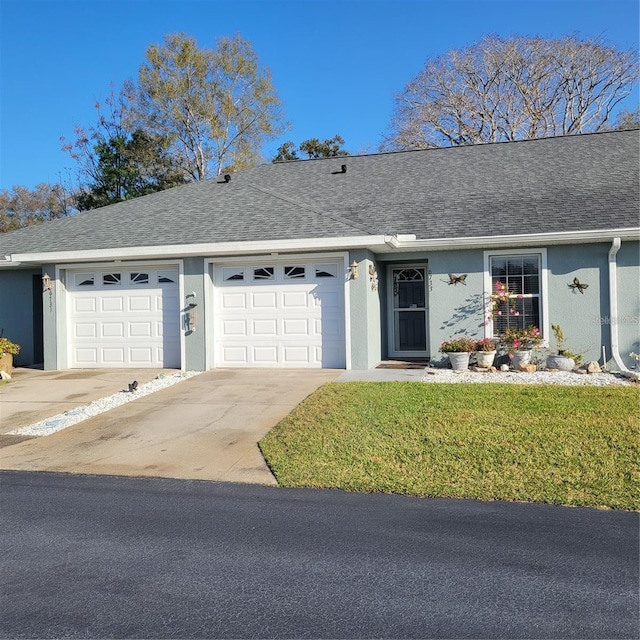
[
  {"x1": 447, "y1": 352, "x2": 471, "y2": 371},
  {"x1": 475, "y1": 351, "x2": 496, "y2": 368},
  {"x1": 510, "y1": 350, "x2": 532, "y2": 369},
  {"x1": 546, "y1": 354, "x2": 575, "y2": 371},
  {"x1": 0, "y1": 353, "x2": 13, "y2": 375}
]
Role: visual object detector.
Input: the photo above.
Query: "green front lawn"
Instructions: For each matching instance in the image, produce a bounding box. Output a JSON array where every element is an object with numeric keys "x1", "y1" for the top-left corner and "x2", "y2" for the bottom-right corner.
[{"x1": 259, "y1": 382, "x2": 639, "y2": 510}]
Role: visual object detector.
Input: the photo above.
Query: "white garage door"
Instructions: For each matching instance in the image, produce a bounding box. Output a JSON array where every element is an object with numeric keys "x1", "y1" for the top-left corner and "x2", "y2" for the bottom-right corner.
[
  {"x1": 214, "y1": 260, "x2": 346, "y2": 368},
  {"x1": 67, "y1": 267, "x2": 180, "y2": 368}
]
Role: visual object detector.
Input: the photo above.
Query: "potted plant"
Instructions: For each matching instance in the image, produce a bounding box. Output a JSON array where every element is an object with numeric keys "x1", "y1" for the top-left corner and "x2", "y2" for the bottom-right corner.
[
  {"x1": 440, "y1": 337, "x2": 476, "y2": 371},
  {"x1": 499, "y1": 326, "x2": 543, "y2": 368},
  {"x1": 546, "y1": 324, "x2": 581, "y2": 371},
  {"x1": 474, "y1": 338, "x2": 497, "y2": 368},
  {"x1": 0, "y1": 335, "x2": 20, "y2": 375}
]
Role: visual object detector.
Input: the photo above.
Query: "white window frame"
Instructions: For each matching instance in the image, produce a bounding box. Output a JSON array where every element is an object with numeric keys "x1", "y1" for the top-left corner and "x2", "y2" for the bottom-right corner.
[{"x1": 483, "y1": 248, "x2": 549, "y2": 343}]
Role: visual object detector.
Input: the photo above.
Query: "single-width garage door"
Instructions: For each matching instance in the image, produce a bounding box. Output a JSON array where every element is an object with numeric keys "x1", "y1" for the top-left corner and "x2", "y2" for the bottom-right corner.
[
  {"x1": 67, "y1": 267, "x2": 180, "y2": 368},
  {"x1": 213, "y1": 260, "x2": 346, "y2": 368}
]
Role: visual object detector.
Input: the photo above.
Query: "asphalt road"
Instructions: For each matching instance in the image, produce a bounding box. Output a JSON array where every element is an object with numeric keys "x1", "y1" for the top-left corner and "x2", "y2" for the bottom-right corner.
[{"x1": 1, "y1": 471, "x2": 637, "y2": 639}]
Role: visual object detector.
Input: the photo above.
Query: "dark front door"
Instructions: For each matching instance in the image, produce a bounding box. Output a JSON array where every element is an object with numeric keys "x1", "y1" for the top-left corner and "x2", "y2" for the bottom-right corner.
[
  {"x1": 388, "y1": 266, "x2": 429, "y2": 358},
  {"x1": 32, "y1": 274, "x2": 44, "y2": 365}
]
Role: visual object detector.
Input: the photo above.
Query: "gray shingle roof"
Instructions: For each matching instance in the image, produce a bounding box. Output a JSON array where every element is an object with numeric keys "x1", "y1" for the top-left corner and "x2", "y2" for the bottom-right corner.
[{"x1": 2, "y1": 129, "x2": 638, "y2": 256}]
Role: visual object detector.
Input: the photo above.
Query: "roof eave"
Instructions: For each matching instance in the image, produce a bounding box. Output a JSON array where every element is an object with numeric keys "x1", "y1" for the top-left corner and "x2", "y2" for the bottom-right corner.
[
  {"x1": 4, "y1": 235, "x2": 392, "y2": 266},
  {"x1": 3, "y1": 228, "x2": 638, "y2": 267}
]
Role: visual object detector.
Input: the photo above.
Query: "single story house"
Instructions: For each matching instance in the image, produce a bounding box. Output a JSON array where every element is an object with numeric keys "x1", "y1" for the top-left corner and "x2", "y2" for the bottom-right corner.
[{"x1": 1, "y1": 129, "x2": 638, "y2": 372}]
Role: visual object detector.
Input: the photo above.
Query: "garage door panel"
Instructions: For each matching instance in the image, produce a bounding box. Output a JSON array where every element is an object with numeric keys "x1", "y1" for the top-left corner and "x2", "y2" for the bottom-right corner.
[
  {"x1": 129, "y1": 347, "x2": 153, "y2": 364},
  {"x1": 283, "y1": 345, "x2": 310, "y2": 364},
  {"x1": 312, "y1": 289, "x2": 341, "y2": 309},
  {"x1": 283, "y1": 318, "x2": 309, "y2": 336},
  {"x1": 253, "y1": 346, "x2": 278, "y2": 364},
  {"x1": 129, "y1": 322, "x2": 152, "y2": 338},
  {"x1": 101, "y1": 297, "x2": 123, "y2": 313},
  {"x1": 74, "y1": 298, "x2": 96, "y2": 313},
  {"x1": 223, "y1": 319, "x2": 248, "y2": 336},
  {"x1": 253, "y1": 319, "x2": 277, "y2": 336},
  {"x1": 223, "y1": 346, "x2": 248, "y2": 365},
  {"x1": 321, "y1": 342, "x2": 345, "y2": 368},
  {"x1": 221, "y1": 292, "x2": 246, "y2": 309},
  {"x1": 75, "y1": 348, "x2": 98, "y2": 365},
  {"x1": 282, "y1": 290, "x2": 308, "y2": 308},
  {"x1": 74, "y1": 323, "x2": 97, "y2": 338},
  {"x1": 102, "y1": 348, "x2": 125, "y2": 364},
  {"x1": 128, "y1": 295, "x2": 152, "y2": 312},
  {"x1": 102, "y1": 322, "x2": 124, "y2": 338},
  {"x1": 316, "y1": 317, "x2": 344, "y2": 339},
  {"x1": 214, "y1": 260, "x2": 346, "y2": 368},
  {"x1": 156, "y1": 293, "x2": 178, "y2": 312},
  {"x1": 252, "y1": 291, "x2": 277, "y2": 309},
  {"x1": 68, "y1": 268, "x2": 180, "y2": 368}
]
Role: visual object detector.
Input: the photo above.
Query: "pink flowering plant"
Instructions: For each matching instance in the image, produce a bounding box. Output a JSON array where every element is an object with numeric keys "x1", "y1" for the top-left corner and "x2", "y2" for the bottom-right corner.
[
  {"x1": 499, "y1": 326, "x2": 543, "y2": 354},
  {"x1": 489, "y1": 281, "x2": 522, "y2": 318}
]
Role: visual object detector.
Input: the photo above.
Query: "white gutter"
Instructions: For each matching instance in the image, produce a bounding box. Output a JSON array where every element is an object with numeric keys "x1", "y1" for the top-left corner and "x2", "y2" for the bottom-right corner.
[
  {"x1": 3, "y1": 227, "x2": 639, "y2": 266},
  {"x1": 608, "y1": 238, "x2": 629, "y2": 372},
  {"x1": 386, "y1": 228, "x2": 640, "y2": 251}
]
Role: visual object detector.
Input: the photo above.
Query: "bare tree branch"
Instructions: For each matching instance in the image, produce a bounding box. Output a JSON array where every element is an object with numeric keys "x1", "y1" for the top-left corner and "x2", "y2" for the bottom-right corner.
[{"x1": 384, "y1": 35, "x2": 638, "y2": 149}]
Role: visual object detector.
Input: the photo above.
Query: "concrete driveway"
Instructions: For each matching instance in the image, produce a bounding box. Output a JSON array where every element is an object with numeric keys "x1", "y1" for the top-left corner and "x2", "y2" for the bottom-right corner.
[{"x1": 0, "y1": 368, "x2": 340, "y2": 484}]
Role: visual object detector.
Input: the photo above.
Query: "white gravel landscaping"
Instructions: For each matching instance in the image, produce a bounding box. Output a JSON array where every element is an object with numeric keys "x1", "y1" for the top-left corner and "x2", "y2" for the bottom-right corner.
[
  {"x1": 422, "y1": 368, "x2": 638, "y2": 386},
  {"x1": 8, "y1": 371, "x2": 202, "y2": 437}
]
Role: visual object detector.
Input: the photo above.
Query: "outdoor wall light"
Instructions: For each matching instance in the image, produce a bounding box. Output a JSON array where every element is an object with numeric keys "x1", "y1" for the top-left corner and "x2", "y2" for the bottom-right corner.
[
  {"x1": 42, "y1": 273, "x2": 53, "y2": 292},
  {"x1": 186, "y1": 291, "x2": 197, "y2": 308},
  {"x1": 369, "y1": 264, "x2": 378, "y2": 291},
  {"x1": 349, "y1": 260, "x2": 360, "y2": 280}
]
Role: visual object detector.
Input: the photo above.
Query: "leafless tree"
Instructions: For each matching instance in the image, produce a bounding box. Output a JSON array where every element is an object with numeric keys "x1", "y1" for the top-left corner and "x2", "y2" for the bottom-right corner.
[
  {"x1": 0, "y1": 183, "x2": 73, "y2": 233},
  {"x1": 384, "y1": 35, "x2": 638, "y2": 149}
]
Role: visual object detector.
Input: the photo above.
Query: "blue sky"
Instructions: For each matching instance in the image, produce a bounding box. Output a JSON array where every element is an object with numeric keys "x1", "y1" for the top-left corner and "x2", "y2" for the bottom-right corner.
[{"x1": 1, "y1": 0, "x2": 638, "y2": 191}]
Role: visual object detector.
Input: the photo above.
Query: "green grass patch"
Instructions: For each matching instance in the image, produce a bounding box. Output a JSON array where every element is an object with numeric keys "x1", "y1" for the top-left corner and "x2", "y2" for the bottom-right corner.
[{"x1": 259, "y1": 382, "x2": 640, "y2": 510}]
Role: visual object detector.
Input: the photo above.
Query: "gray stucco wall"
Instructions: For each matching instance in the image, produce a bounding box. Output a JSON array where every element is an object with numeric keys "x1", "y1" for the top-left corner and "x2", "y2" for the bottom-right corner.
[
  {"x1": 348, "y1": 250, "x2": 382, "y2": 369},
  {"x1": 0, "y1": 268, "x2": 41, "y2": 366},
  {"x1": 42, "y1": 264, "x2": 58, "y2": 369},
  {"x1": 376, "y1": 241, "x2": 639, "y2": 370},
  {"x1": 547, "y1": 244, "x2": 608, "y2": 365},
  {"x1": 183, "y1": 257, "x2": 206, "y2": 371},
  {"x1": 547, "y1": 241, "x2": 640, "y2": 368},
  {"x1": 425, "y1": 250, "x2": 486, "y2": 365}
]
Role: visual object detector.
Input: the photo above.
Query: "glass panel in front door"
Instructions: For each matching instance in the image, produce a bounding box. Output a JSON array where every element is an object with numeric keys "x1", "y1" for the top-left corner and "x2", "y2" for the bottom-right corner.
[{"x1": 393, "y1": 268, "x2": 427, "y2": 352}]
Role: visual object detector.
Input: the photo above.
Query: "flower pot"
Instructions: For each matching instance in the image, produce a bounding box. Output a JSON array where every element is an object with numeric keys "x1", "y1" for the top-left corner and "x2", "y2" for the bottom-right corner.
[
  {"x1": 448, "y1": 352, "x2": 471, "y2": 371},
  {"x1": 0, "y1": 353, "x2": 13, "y2": 375},
  {"x1": 475, "y1": 351, "x2": 496, "y2": 368},
  {"x1": 510, "y1": 350, "x2": 532, "y2": 368},
  {"x1": 546, "y1": 355, "x2": 575, "y2": 371}
]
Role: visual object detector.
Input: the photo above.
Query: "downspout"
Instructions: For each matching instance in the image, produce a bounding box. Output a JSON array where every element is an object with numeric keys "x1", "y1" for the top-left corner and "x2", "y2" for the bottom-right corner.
[{"x1": 608, "y1": 238, "x2": 629, "y2": 371}]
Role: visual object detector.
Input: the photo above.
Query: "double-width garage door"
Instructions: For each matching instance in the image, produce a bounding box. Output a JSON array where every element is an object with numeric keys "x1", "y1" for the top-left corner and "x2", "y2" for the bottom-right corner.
[
  {"x1": 67, "y1": 267, "x2": 180, "y2": 368},
  {"x1": 214, "y1": 260, "x2": 346, "y2": 368}
]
